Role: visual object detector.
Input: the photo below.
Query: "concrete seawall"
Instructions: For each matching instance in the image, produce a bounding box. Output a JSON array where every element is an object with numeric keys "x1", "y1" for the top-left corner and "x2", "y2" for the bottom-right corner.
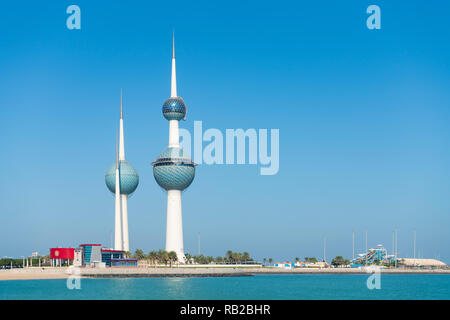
[
  {"x1": 79, "y1": 267, "x2": 252, "y2": 278},
  {"x1": 2, "y1": 266, "x2": 449, "y2": 280},
  {"x1": 251, "y1": 267, "x2": 450, "y2": 275},
  {"x1": 76, "y1": 266, "x2": 450, "y2": 277}
]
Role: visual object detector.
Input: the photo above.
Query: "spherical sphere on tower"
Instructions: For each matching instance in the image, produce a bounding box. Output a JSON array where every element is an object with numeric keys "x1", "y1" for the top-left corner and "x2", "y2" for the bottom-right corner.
[
  {"x1": 105, "y1": 160, "x2": 139, "y2": 195},
  {"x1": 162, "y1": 97, "x2": 186, "y2": 121},
  {"x1": 152, "y1": 147, "x2": 195, "y2": 191}
]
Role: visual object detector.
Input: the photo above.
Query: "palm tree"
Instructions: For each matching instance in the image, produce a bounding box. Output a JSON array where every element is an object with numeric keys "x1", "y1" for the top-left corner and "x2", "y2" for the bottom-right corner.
[
  {"x1": 184, "y1": 253, "x2": 192, "y2": 264},
  {"x1": 147, "y1": 250, "x2": 158, "y2": 265},
  {"x1": 134, "y1": 249, "x2": 145, "y2": 260},
  {"x1": 269, "y1": 258, "x2": 273, "y2": 266},
  {"x1": 226, "y1": 250, "x2": 233, "y2": 262},
  {"x1": 231, "y1": 252, "x2": 241, "y2": 263},
  {"x1": 155, "y1": 249, "x2": 163, "y2": 265},
  {"x1": 168, "y1": 251, "x2": 178, "y2": 267},
  {"x1": 159, "y1": 250, "x2": 169, "y2": 266},
  {"x1": 196, "y1": 254, "x2": 204, "y2": 264},
  {"x1": 331, "y1": 256, "x2": 345, "y2": 266}
]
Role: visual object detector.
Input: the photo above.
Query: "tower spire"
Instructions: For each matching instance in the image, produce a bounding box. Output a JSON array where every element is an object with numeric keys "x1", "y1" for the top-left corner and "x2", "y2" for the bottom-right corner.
[
  {"x1": 171, "y1": 32, "x2": 177, "y2": 98},
  {"x1": 116, "y1": 132, "x2": 119, "y2": 168},
  {"x1": 119, "y1": 90, "x2": 125, "y2": 160},
  {"x1": 120, "y1": 88, "x2": 123, "y2": 119},
  {"x1": 172, "y1": 31, "x2": 175, "y2": 59}
]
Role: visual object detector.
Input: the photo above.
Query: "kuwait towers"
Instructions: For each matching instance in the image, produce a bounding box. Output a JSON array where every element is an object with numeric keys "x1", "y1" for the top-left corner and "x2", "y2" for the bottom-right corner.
[
  {"x1": 105, "y1": 92, "x2": 139, "y2": 251},
  {"x1": 152, "y1": 36, "x2": 196, "y2": 262}
]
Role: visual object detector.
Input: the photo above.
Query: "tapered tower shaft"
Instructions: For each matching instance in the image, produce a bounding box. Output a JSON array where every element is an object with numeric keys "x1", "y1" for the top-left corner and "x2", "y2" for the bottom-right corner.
[
  {"x1": 114, "y1": 143, "x2": 122, "y2": 250},
  {"x1": 121, "y1": 195, "x2": 129, "y2": 252},
  {"x1": 153, "y1": 34, "x2": 196, "y2": 263},
  {"x1": 107, "y1": 91, "x2": 138, "y2": 252},
  {"x1": 171, "y1": 35, "x2": 177, "y2": 98},
  {"x1": 167, "y1": 35, "x2": 183, "y2": 260},
  {"x1": 168, "y1": 36, "x2": 180, "y2": 148},
  {"x1": 119, "y1": 90, "x2": 130, "y2": 252},
  {"x1": 166, "y1": 190, "x2": 184, "y2": 257}
]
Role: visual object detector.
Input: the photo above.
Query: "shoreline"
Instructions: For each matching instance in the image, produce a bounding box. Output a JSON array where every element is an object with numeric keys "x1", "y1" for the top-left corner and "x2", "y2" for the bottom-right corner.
[
  {"x1": 1, "y1": 266, "x2": 449, "y2": 281},
  {"x1": 252, "y1": 268, "x2": 450, "y2": 275}
]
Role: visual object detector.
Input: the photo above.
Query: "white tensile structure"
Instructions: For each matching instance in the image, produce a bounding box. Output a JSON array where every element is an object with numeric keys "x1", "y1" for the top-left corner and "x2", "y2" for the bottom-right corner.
[
  {"x1": 105, "y1": 93, "x2": 139, "y2": 251},
  {"x1": 152, "y1": 35, "x2": 196, "y2": 262}
]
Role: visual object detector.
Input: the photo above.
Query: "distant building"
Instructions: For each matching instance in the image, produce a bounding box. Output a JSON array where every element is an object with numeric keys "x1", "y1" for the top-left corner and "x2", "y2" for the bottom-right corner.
[
  {"x1": 292, "y1": 261, "x2": 327, "y2": 268},
  {"x1": 50, "y1": 243, "x2": 138, "y2": 267},
  {"x1": 73, "y1": 248, "x2": 82, "y2": 267},
  {"x1": 294, "y1": 261, "x2": 307, "y2": 267},
  {"x1": 398, "y1": 258, "x2": 446, "y2": 268},
  {"x1": 101, "y1": 249, "x2": 127, "y2": 267},
  {"x1": 79, "y1": 244, "x2": 102, "y2": 267},
  {"x1": 49, "y1": 248, "x2": 74, "y2": 267},
  {"x1": 312, "y1": 261, "x2": 327, "y2": 268},
  {"x1": 110, "y1": 259, "x2": 138, "y2": 267},
  {"x1": 274, "y1": 262, "x2": 294, "y2": 268}
]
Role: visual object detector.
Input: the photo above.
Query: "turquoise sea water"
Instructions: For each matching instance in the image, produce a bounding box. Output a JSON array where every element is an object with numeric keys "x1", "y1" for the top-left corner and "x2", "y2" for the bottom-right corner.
[{"x1": 1, "y1": 274, "x2": 449, "y2": 300}]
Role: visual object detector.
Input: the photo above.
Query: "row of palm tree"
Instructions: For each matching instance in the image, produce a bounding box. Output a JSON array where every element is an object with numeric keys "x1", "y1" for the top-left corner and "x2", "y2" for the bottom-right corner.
[
  {"x1": 186, "y1": 251, "x2": 254, "y2": 264},
  {"x1": 224, "y1": 250, "x2": 252, "y2": 263},
  {"x1": 261, "y1": 257, "x2": 321, "y2": 266},
  {"x1": 130, "y1": 249, "x2": 254, "y2": 265},
  {"x1": 130, "y1": 249, "x2": 178, "y2": 266}
]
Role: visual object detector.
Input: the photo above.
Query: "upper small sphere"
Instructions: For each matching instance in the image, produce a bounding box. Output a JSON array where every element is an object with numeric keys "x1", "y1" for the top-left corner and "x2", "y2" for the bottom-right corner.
[
  {"x1": 162, "y1": 97, "x2": 186, "y2": 121},
  {"x1": 105, "y1": 160, "x2": 139, "y2": 195}
]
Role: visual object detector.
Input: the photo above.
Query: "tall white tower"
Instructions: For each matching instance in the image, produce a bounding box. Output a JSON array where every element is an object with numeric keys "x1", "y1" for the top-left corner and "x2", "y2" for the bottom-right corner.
[
  {"x1": 118, "y1": 92, "x2": 131, "y2": 252},
  {"x1": 152, "y1": 35, "x2": 196, "y2": 262},
  {"x1": 105, "y1": 92, "x2": 139, "y2": 251}
]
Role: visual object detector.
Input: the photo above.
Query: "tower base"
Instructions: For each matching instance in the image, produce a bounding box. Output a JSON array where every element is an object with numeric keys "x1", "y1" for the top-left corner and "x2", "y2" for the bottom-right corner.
[{"x1": 166, "y1": 189, "x2": 185, "y2": 262}]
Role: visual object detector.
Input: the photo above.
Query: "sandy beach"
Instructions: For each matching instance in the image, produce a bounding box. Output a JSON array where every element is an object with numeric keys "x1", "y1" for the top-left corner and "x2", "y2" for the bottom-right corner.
[
  {"x1": 0, "y1": 267, "x2": 250, "y2": 280},
  {"x1": 0, "y1": 268, "x2": 70, "y2": 281}
]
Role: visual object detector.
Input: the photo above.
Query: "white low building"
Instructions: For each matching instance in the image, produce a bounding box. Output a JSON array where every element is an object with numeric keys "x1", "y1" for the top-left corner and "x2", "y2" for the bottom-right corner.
[
  {"x1": 398, "y1": 258, "x2": 446, "y2": 268},
  {"x1": 274, "y1": 262, "x2": 293, "y2": 269}
]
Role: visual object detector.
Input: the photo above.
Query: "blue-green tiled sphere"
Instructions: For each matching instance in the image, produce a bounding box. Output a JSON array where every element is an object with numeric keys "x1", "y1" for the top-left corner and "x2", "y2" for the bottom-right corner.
[
  {"x1": 162, "y1": 97, "x2": 186, "y2": 121},
  {"x1": 105, "y1": 160, "x2": 139, "y2": 195},
  {"x1": 152, "y1": 147, "x2": 195, "y2": 191}
]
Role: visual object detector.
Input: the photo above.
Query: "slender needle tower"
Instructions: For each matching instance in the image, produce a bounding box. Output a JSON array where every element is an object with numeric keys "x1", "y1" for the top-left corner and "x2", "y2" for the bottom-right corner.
[
  {"x1": 114, "y1": 136, "x2": 122, "y2": 249},
  {"x1": 105, "y1": 91, "x2": 139, "y2": 251},
  {"x1": 152, "y1": 35, "x2": 196, "y2": 262},
  {"x1": 118, "y1": 92, "x2": 131, "y2": 252}
]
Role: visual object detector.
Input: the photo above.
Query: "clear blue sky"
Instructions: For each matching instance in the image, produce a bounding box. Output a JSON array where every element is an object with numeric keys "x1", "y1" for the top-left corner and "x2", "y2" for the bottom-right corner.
[{"x1": 1, "y1": 1, "x2": 449, "y2": 263}]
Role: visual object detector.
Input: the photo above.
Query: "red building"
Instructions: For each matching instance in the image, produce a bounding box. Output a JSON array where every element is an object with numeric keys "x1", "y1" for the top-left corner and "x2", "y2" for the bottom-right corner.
[{"x1": 50, "y1": 248, "x2": 74, "y2": 267}]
